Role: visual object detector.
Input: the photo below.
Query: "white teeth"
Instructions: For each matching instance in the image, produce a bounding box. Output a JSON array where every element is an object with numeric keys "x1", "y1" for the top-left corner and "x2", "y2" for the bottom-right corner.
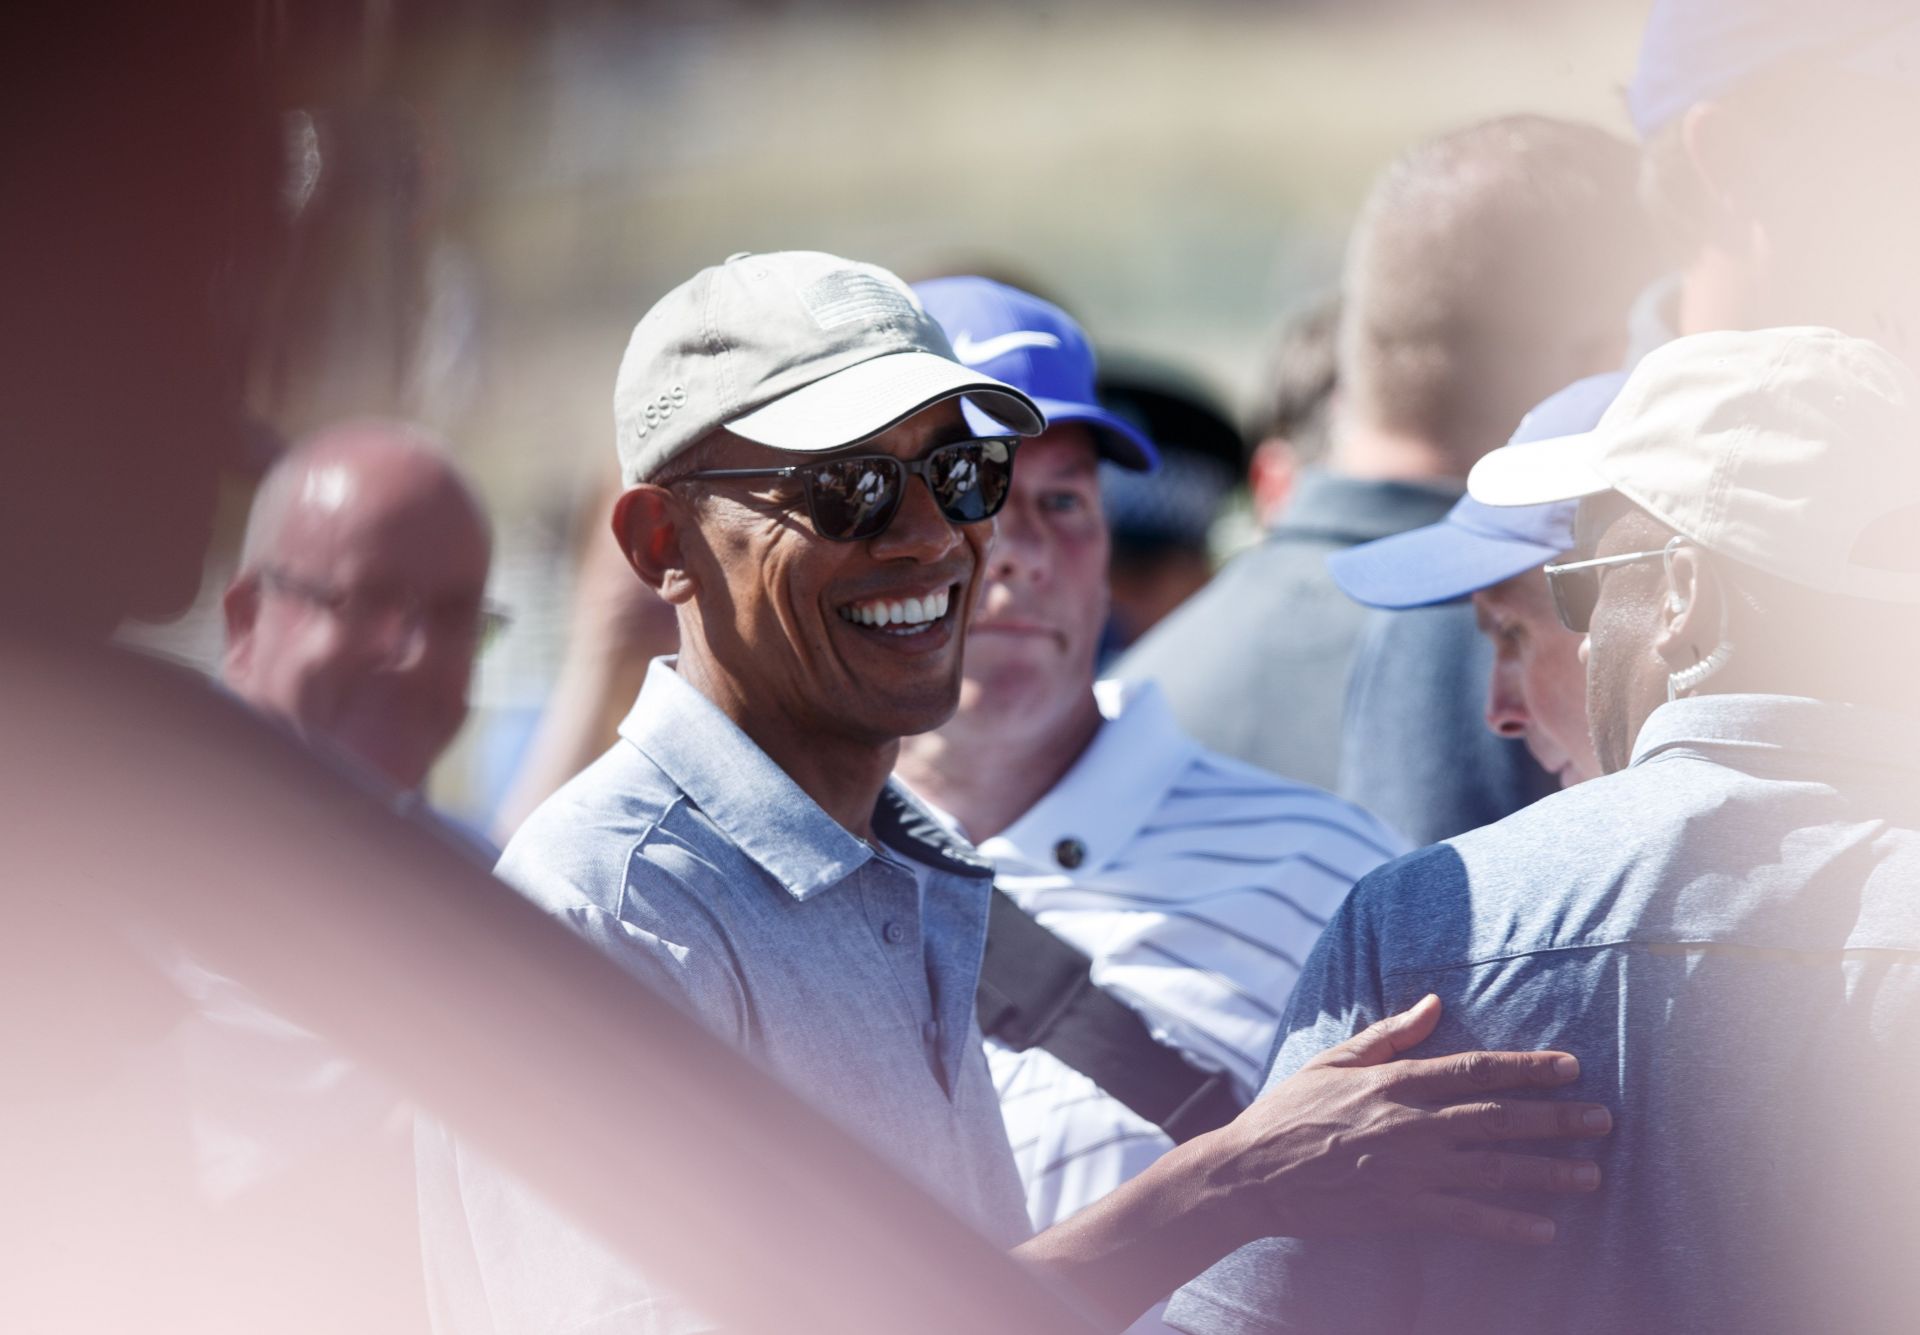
[{"x1": 839, "y1": 587, "x2": 954, "y2": 629}]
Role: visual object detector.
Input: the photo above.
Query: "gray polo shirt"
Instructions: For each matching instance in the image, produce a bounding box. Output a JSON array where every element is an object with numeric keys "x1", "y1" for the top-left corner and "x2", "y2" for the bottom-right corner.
[
  {"x1": 418, "y1": 660, "x2": 1029, "y2": 1334},
  {"x1": 1169, "y1": 694, "x2": 1920, "y2": 1335}
]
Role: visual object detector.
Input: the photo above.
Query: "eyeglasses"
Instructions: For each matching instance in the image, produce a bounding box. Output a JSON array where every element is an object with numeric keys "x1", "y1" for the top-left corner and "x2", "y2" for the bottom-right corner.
[
  {"x1": 669, "y1": 436, "x2": 1020, "y2": 543},
  {"x1": 260, "y1": 569, "x2": 512, "y2": 655},
  {"x1": 1542, "y1": 537, "x2": 1684, "y2": 633}
]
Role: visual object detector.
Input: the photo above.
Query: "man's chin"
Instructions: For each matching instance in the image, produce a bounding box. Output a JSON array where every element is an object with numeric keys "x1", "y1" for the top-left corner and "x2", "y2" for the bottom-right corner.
[
  {"x1": 848, "y1": 675, "x2": 965, "y2": 744},
  {"x1": 336, "y1": 720, "x2": 457, "y2": 794}
]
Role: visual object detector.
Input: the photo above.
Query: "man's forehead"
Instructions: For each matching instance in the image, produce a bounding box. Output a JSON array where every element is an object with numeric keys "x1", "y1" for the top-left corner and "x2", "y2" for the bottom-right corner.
[
  {"x1": 277, "y1": 475, "x2": 489, "y2": 582},
  {"x1": 1469, "y1": 570, "x2": 1555, "y2": 631},
  {"x1": 1018, "y1": 425, "x2": 1101, "y2": 479},
  {"x1": 1572, "y1": 492, "x2": 1631, "y2": 551}
]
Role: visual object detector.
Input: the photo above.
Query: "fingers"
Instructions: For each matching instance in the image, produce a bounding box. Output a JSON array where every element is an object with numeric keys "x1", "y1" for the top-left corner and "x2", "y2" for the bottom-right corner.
[
  {"x1": 1315, "y1": 994, "x2": 1442, "y2": 1069},
  {"x1": 1441, "y1": 1150, "x2": 1602, "y2": 1197},
  {"x1": 1408, "y1": 1192, "x2": 1561, "y2": 1246},
  {"x1": 1392, "y1": 1048, "x2": 1582, "y2": 1098},
  {"x1": 1434, "y1": 1098, "x2": 1613, "y2": 1143}
]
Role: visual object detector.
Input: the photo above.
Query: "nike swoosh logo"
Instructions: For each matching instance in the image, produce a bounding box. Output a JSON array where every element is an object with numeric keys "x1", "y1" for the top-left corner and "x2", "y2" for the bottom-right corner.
[{"x1": 951, "y1": 330, "x2": 1062, "y2": 365}]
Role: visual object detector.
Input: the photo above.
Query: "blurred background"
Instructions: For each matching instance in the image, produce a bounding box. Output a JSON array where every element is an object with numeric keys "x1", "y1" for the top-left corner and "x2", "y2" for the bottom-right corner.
[{"x1": 126, "y1": 0, "x2": 1647, "y2": 823}]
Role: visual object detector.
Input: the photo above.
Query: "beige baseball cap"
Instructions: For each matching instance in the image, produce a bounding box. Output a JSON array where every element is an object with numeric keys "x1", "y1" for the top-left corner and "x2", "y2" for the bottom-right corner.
[
  {"x1": 612, "y1": 251, "x2": 1045, "y2": 484},
  {"x1": 1468, "y1": 326, "x2": 1920, "y2": 602}
]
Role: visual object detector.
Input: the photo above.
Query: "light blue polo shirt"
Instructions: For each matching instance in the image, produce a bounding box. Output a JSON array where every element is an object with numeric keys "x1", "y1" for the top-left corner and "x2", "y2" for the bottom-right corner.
[
  {"x1": 1170, "y1": 694, "x2": 1920, "y2": 1335},
  {"x1": 419, "y1": 659, "x2": 1029, "y2": 1334}
]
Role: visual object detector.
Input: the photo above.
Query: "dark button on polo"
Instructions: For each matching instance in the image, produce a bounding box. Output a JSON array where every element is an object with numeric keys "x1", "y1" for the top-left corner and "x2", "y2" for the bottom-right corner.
[
  {"x1": 882, "y1": 920, "x2": 907, "y2": 946},
  {"x1": 1054, "y1": 837, "x2": 1087, "y2": 870}
]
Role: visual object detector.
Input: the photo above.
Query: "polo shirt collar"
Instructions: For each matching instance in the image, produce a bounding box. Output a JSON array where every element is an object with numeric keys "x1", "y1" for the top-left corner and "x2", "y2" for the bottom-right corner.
[
  {"x1": 1270, "y1": 470, "x2": 1462, "y2": 547},
  {"x1": 981, "y1": 679, "x2": 1200, "y2": 876},
  {"x1": 618, "y1": 658, "x2": 987, "y2": 900},
  {"x1": 1630, "y1": 693, "x2": 1920, "y2": 774}
]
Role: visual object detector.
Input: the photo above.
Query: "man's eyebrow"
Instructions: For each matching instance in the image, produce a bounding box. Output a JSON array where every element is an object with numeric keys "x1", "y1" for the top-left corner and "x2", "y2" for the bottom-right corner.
[{"x1": 920, "y1": 421, "x2": 986, "y2": 450}]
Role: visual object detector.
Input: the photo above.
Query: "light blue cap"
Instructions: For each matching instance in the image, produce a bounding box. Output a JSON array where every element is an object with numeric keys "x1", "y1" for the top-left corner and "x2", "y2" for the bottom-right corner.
[{"x1": 1327, "y1": 372, "x2": 1627, "y2": 610}]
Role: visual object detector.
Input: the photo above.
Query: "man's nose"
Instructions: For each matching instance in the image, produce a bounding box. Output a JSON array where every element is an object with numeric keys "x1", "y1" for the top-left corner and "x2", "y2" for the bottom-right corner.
[
  {"x1": 1484, "y1": 663, "x2": 1528, "y2": 739},
  {"x1": 986, "y1": 500, "x2": 1045, "y2": 583},
  {"x1": 869, "y1": 473, "x2": 963, "y2": 562}
]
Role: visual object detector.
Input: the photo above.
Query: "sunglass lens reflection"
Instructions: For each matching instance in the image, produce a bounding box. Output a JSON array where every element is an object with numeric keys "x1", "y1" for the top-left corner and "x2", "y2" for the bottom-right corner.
[
  {"x1": 929, "y1": 439, "x2": 1013, "y2": 522},
  {"x1": 809, "y1": 456, "x2": 903, "y2": 540}
]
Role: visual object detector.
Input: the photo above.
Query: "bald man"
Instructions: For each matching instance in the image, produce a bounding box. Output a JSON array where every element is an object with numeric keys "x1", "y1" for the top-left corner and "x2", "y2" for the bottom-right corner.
[{"x1": 223, "y1": 420, "x2": 495, "y2": 792}]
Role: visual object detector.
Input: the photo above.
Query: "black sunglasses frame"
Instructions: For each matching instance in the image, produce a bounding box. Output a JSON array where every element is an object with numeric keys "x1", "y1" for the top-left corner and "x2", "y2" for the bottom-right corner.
[{"x1": 671, "y1": 436, "x2": 1020, "y2": 542}]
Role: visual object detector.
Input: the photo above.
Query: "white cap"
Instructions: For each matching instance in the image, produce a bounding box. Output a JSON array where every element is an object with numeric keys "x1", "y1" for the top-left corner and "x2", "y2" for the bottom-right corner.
[
  {"x1": 1468, "y1": 326, "x2": 1920, "y2": 602},
  {"x1": 612, "y1": 251, "x2": 1045, "y2": 484}
]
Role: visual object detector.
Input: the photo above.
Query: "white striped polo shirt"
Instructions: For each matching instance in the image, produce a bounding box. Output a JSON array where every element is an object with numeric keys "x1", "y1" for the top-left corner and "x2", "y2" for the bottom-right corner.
[{"x1": 936, "y1": 679, "x2": 1406, "y2": 1329}]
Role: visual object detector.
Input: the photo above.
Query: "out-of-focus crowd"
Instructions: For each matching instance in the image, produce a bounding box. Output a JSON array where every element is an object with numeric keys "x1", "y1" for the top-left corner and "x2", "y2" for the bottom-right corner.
[{"x1": 12, "y1": 2, "x2": 1920, "y2": 1334}]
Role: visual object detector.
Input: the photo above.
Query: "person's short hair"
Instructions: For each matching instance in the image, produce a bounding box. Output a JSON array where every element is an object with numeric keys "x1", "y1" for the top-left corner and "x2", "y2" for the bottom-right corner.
[
  {"x1": 1248, "y1": 290, "x2": 1341, "y2": 469},
  {"x1": 1340, "y1": 115, "x2": 1654, "y2": 471}
]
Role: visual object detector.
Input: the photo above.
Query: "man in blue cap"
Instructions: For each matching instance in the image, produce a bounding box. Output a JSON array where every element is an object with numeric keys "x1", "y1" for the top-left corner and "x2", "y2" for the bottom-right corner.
[
  {"x1": 1327, "y1": 374, "x2": 1626, "y2": 792},
  {"x1": 899, "y1": 278, "x2": 1408, "y2": 1333},
  {"x1": 1627, "y1": 0, "x2": 1920, "y2": 363},
  {"x1": 1117, "y1": 116, "x2": 1654, "y2": 848}
]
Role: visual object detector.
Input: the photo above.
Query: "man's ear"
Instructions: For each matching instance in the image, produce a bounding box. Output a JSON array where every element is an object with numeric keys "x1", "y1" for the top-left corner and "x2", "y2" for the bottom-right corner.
[
  {"x1": 611, "y1": 485, "x2": 697, "y2": 605},
  {"x1": 220, "y1": 574, "x2": 260, "y2": 683},
  {"x1": 1247, "y1": 438, "x2": 1299, "y2": 528},
  {"x1": 1653, "y1": 544, "x2": 1716, "y2": 672}
]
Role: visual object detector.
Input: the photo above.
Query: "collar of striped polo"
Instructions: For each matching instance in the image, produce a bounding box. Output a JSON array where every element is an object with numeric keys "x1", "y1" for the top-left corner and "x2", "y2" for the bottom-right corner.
[{"x1": 980, "y1": 679, "x2": 1200, "y2": 877}]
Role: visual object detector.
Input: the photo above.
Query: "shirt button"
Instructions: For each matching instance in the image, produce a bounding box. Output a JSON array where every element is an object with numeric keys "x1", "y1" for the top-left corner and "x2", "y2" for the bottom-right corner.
[
  {"x1": 1054, "y1": 837, "x2": 1087, "y2": 870},
  {"x1": 883, "y1": 920, "x2": 906, "y2": 946}
]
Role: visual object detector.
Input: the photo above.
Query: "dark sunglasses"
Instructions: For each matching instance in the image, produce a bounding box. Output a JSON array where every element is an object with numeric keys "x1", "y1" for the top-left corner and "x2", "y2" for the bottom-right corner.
[
  {"x1": 672, "y1": 435, "x2": 1019, "y2": 542},
  {"x1": 1542, "y1": 537, "x2": 1683, "y2": 633}
]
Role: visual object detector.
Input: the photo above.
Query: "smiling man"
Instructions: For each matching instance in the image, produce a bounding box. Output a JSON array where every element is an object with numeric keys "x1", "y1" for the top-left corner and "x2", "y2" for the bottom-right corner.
[
  {"x1": 223, "y1": 421, "x2": 495, "y2": 793},
  {"x1": 420, "y1": 252, "x2": 1616, "y2": 1335}
]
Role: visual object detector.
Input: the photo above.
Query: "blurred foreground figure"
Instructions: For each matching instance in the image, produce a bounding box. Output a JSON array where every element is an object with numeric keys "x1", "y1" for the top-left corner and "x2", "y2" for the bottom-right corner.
[
  {"x1": 423, "y1": 251, "x2": 1613, "y2": 1335},
  {"x1": 901, "y1": 277, "x2": 1409, "y2": 1334},
  {"x1": 0, "y1": 11, "x2": 1144, "y2": 1335},
  {"x1": 1629, "y1": 0, "x2": 1920, "y2": 364},
  {"x1": 1329, "y1": 374, "x2": 1627, "y2": 790},
  {"x1": 1121, "y1": 115, "x2": 1656, "y2": 844},
  {"x1": 0, "y1": 9, "x2": 430, "y2": 1332},
  {"x1": 223, "y1": 420, "x2": 495, "y2": 793},
  {"x1": 1172, "y1": 327, "x2": 1920, "y2": 1335}
]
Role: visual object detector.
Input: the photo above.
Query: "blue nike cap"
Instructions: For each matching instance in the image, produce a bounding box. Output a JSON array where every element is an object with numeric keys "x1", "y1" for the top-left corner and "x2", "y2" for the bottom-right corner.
[
  {"x1": 1629, "y1": 0, "x2": 1920, "y2": 138},
  {"x1": 1327, "y1": 372, "x2": 1627, "y2": 611},
  {"x1": 913, "y1": 276, "x2": 1158, "y2": 472}
]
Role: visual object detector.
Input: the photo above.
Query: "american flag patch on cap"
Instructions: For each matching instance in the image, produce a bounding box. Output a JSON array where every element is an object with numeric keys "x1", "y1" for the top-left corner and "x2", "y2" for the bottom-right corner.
[{"x1": 799, "y1": 270, "x2": 920, "y2": 332}]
